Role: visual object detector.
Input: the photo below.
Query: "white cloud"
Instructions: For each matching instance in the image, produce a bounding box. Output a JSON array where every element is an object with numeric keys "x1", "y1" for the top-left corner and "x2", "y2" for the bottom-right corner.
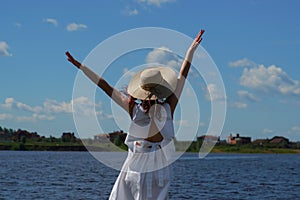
[
  {"x1": 237, "y1": 90, "x2": 260, "y2": 102},
  {"x1": 205, "y1": 84, "x2": 226, "y2": 101},
  {"x1": 195, "y1": 51, "x2": 207, "y2": 60},
  {"x1": 229, "y1": 58, "x2": 257, "y2": 68},
  {"x1": 146, "y1": 46, "x2": 182, "y2": 71},
  {"x1": 291, "y1": 126, "x2": 300, "y2": 132},
  {"x1": 1, "y1": 98, "x2": 14, "y2": 108},
  {"x1": 1, "y1": 98, "x2": 55, "y2": 122},
  {"x1": 43, "y1": 99, "x2": 72, "y2": 114},
  {"x1": 67, "y1": 23, "x2": 87, "y2": 31},
  {"x1": 175, "y1": 119, "x2": 190, "y2": 127},
  {"x1": 1, "y1": 97, "x2": 43, "y2": 113},
  {"x1": 72, "y1": 96, "x2": 103, "y2": 117},
  {"x1": 16, "y1": 114, "x2": 55, "y2": 122},
  {"x1": 138, "y1": 0, "x2": 175, "y2": 7},
  {"x1": 128, "y1": 9, "x2": 139, "y2": 15},
  {"x1": 14, "y1": 22, "x2": 22, "y2": 28},
  {"x1": 145, "y1": 47, "x2": 199, "y2": 78},
  {"x1": 1, "y1": 97, "x2": 100, "y2": 115},
  {"x1": 43, "y1": 18, "x2": 58, "y2": 26},
  {"x1": 0, "y1": 97, "x2": 103, "y2": 122},
  {"x1": 0, "y1": 113, "x2": 13, "y2": 120},
  {"x1": 34, "y1": 114, "x2": 55, "y2": 121},
  {"x1": 240, "y1": 64, "x2": 300, "y2": 97},
  {"x1": 105, "y1": 114, "x2": 115, "y2": 119},
  {"x1": 198, "y1": 122, "x2": 205, "y2": 127},
  {"x1": 122, "y1": 7, "x2": 139, "y2": 16},
  {"x1": 229, "y1": 102, "x2": 247, "y2": 109},
  {"x1": 0, "y1": 41, "x2": 12, "y2": 56},
  {"x1": 263, "y1": 128, "x2": 273, "y2": 134},
  {"x1": 184, "y1": 87, "x2": 194, "y2": 97},
  {"x1": 16, "y1": 102, "x2": 43, "y2": 113},
  {"x1": 123, "y1": 67, "x2": 136, "y2": 78}
]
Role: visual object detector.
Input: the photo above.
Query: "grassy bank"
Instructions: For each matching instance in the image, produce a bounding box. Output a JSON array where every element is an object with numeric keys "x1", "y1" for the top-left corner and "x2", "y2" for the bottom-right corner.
[
  {"x1": 0, "y1": 141, "x2": 127, "y2": 151},
  {"x1": 1, "y1": 141, "x2": 300, "y2": 153},
  {"x1": 211, "y1": 145, "x2": 300, "y2": 154},
  {"x1": 0, "y1": 141, "x2": 88, "y2": 151}
]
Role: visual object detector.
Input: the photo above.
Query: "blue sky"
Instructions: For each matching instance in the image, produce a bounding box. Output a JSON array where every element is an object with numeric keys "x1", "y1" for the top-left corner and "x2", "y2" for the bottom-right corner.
[{"x1": 1, "y1": 0, "x2": 300, "y2": 141}]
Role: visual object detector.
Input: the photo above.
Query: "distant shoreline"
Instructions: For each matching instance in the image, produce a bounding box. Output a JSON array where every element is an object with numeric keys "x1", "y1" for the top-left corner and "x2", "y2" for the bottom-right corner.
[
  {"x1": 211, "y1": 146, "x2": 300, "y2": 154},
  {"x1": 1, "y1": 142, "x2": 299, "y2": 154},
  {"x1": 1, "y1": 127, "x2": 299, "y2": 153}
]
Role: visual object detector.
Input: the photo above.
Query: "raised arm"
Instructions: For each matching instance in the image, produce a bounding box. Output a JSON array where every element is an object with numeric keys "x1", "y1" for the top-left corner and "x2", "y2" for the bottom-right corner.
[
  {"x1": 65, "y1": 51, "x2": 130, "y2": 113},
  {"x1": 167, "y1": 30, "x2": 205, "y2": 114}
]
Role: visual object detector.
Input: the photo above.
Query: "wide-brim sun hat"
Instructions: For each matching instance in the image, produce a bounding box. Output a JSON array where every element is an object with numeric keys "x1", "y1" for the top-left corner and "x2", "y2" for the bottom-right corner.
[{"x1": 127, "y1": 67, "x2": 178, "y2": 100}]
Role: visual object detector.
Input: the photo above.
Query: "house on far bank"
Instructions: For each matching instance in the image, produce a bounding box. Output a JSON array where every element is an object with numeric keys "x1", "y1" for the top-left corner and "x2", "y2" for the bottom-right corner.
[
  {"x1": 0, "y1": 129, "x2": 42, "y2": 142},
  {"x1": 107, "y1": 130, "x2": 127, "y2": 143},
  {"x1": 227, "y1": 133, "x2": 251, "y2": 145},
  {"x1": 252, "y1": 136, "x2": 290, "y2": 147},
  {"x1": 252, "y1": 139, "x2": 269, "y2": 146},
  {"x1": 269, "y1": 136, "x2": 289, "y2": 145},
  {"x1": 61, "y1": 132, "x2": 78, "y2": 142}
]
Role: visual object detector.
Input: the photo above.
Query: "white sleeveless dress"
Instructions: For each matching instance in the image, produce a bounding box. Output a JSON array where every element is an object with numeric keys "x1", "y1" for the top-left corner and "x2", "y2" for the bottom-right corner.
[{"x1": 109, "y1": 103, "x2": 176, "y2": 200}]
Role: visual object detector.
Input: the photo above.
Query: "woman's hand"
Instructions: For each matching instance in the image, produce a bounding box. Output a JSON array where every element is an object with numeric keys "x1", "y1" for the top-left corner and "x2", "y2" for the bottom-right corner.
[
  {"x1": 186, "y1": 29, "x2": 205, "y2": 62},
  {"x1": 189, "y1": 29, "x2": 205, "y2": 51},
  {"x1": 65, "y1": 51, "x2": 82, "y2": 69}
]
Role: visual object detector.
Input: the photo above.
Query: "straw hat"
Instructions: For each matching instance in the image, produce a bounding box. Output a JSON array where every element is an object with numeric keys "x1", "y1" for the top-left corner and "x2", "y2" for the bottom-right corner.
[{"x1": 127, "y1": 67, "x2": 178, "y2": 100}]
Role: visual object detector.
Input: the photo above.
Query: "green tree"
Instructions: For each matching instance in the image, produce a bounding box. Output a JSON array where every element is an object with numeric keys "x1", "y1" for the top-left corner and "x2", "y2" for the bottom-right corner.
[
  {"x1": 49, "y1": 135, "x2": 56, "y2": 143},
  {"x1": 18, "y1": 143, "x2": 26, "y2": 150},
  {"x1": 61, "y1": 132, "x2": 76, "y2": 143},
  {"x1": 113, "y1": 135, "x2": 122, "y2": 146},
  {"x1": 21, "y1": 136, "x2": 26, "y2": 144}
]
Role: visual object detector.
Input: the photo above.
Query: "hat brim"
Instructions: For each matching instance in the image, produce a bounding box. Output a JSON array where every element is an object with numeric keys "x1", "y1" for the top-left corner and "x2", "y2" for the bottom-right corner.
[{"x1": 127, "y1": 67, "x2": 178, "y2": 100}]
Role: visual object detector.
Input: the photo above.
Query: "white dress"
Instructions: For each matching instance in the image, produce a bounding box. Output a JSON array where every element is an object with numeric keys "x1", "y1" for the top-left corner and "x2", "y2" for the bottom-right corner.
[{"x1": 109, "y1": 103, "x2": 175, "y2": 200}]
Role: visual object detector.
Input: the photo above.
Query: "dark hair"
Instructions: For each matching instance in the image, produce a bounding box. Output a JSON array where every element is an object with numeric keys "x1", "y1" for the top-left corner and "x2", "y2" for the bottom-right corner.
[{"x1": 121, "y1": 85, "x2": 165, "y2": 118}]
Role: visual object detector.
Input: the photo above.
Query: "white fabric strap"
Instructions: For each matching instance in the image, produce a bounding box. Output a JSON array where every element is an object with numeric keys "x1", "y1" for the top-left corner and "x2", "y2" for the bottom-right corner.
[
  {"x1": 146, "y1": 172, "x2": 153, "y2": 199},
  {"x1": 146, "y1": 144, "x2": 156, "y2": 199},
  {"x1": 157, "y1": 154, "x2": 164, "y2": 187}
]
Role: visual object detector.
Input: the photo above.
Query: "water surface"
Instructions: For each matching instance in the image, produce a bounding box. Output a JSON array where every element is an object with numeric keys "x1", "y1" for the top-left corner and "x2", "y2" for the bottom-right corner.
[{"x1": 0, "y1": 151, "x2": 299, "y2": 199}]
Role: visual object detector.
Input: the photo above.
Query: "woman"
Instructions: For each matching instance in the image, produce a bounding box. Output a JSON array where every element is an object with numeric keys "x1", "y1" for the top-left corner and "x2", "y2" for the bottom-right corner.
[{"x1": 66, "y1": 29, "x2": 204, "y2": 200}]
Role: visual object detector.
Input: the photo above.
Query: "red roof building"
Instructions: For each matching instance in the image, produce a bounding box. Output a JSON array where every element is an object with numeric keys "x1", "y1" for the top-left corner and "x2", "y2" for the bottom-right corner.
[{"x1": 227, "y1": 133, "x2": 251, "y2": 145}]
